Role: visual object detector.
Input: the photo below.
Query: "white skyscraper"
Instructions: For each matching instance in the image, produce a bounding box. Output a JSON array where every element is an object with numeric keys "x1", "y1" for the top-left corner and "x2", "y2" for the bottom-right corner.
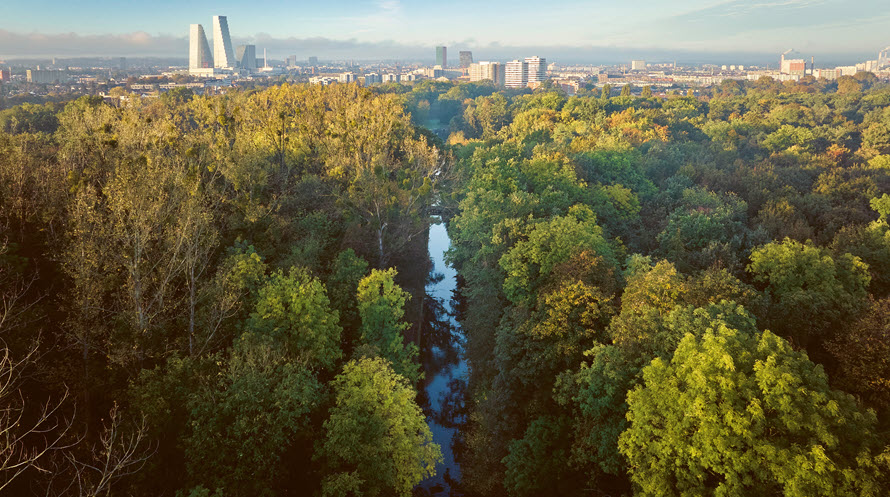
[
  {"x1": 525, "y1": 56, "x2": 546, "y2": 86},
  {"x1": 189, "y1": 24, "x2": 213, "y2": 71},
  {"x1": 505, "y1": 60, "x2": 528, "y2": 88},
  {"x1": 212, "y1": 16, "x2": 235, "y2": 69}
]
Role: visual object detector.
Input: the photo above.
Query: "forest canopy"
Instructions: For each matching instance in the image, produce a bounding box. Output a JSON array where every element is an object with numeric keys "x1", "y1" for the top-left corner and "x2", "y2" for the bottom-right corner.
[{"x1": 2, "y1": 74, "x2": 890, "y2": 496}]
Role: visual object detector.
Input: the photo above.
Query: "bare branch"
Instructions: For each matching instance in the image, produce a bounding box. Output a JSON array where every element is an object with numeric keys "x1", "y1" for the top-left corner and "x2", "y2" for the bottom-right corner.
[{"x1": 0, "y1": 343, "x2": 77, "y2": 493}]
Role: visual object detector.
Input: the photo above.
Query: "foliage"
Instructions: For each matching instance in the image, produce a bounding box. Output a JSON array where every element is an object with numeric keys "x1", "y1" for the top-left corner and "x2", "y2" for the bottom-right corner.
[
  {"x1": 184, "y1": 338, "x2": 323, "y2": 495},
  {"x1": 5, "y1": 76, "x2": 890, "y2": 496},
  {"x1": 320, "y1": 357, "x2": 441, "y2": 497},
  {"x1": 246, "y1": 268, "x2": 342, "y2": 371},
  {"x1": 499, "y1": 205, "x2": 619, "y2": 305},
  {"x1": 620, "y1": 325, "x2": 884, "y2": 496},
  {"x1": 827, "y1": 297, "x2": 890, "y2": 417},
  {"x1": 355, "y1": 268, "x2": 421, "y2": 382},
  {"x1": 748, "y1": 238, "x2": 870, "y2": 347},
  {"x1": 502, "y1": 416, "x2": 574, "y2": 497}
]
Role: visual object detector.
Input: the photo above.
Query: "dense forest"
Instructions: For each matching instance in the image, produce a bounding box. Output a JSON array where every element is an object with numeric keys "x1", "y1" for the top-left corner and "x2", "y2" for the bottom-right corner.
[{"x1": 2, "y1": 73, "x2": 890, "y2": 496}]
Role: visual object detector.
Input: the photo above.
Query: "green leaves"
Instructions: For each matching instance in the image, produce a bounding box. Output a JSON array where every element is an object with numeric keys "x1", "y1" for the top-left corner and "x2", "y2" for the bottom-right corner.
[
  {"x1": 499, "y1": 205, "x2": 618, "y2": 306},
  {"x1": 748, "y1": 238, "x2": 870, "y2": 347},
  {"x1": 356, "y1": 268, "x2": 420, "y2": 383},
  {"x1": 185, "y1": 341, "x2": 324, "y2": 496},
  {"x1": 321, "y1": 357, "x2": 442, "y2": 497},
  {"x1": 246, "y1": 268, "x2": 342, "y2": 371},
  {"x1": 619, "y1": 324, "x2": 883, "y2": 497}
]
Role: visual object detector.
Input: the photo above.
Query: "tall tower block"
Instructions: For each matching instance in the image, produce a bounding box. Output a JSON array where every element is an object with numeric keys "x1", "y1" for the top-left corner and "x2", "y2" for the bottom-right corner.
[
  {"x1": 189, "y1": 24, "x2": 213, "y2": 70},
  {"x1": 212, "y1": 15, "x2": 235, "y2": 69},
  {"x1": 436, "y1": 46, "x2": 447, "y2": 68}
]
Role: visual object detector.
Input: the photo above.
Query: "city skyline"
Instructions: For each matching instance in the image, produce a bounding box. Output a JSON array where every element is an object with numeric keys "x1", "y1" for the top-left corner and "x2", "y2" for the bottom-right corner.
[{"x1": 1, "y1": 0, "x2": 889, "y2": 64}]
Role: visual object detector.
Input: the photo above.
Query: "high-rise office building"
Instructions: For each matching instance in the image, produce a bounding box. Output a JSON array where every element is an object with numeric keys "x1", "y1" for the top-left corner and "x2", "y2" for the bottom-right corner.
[
  {"x1": 525, "y1": 56, "x2": 546, "y2": 85},
  {"x1": 459, "y1": 51, "x2": 473, "y2": 68},
  {"x1": 505, "y1": 60, "x2": 528, "y2": 88},
  {"x1": 631, "y1": 60, "x2": 646, "y2": 71},
  {"x1": 436, "y1": 46, "x2": 447, "y2": 68},
  {"x1": 212, "y1": 16, "x2": 235, "y2": 69},
  {"x1": 189, "y1": 24, "x2": 213, "y2": 71},
  {"x1": 236, "y1": 45, "x2": 257, "y2": 70},
  {"x1": 286, "y1": 55, "x2": 298, "y2": 67},
  {"x1": 309, "y1": 56, "x2": 319, "y2": 65}
]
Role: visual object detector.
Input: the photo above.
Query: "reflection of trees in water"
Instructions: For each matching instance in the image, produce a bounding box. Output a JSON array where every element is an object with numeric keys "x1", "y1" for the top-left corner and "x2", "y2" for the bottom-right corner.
[
  {"x1": 415, "y1": 227, "x2": 470, "y2": 496},
  {"x1": 418, "y1": 289, "x2": 461, "y2": 372},
  {"x1": 428, "y1": 270, "x2": 446, "y2": 286},
  {"x1": 430, "y1": 377, "x2": 467, "y2": 429},
  {"x1": 416, "y1": 286, "x2": 460, "y2": 414},
  {"x1": 450, "y1": 274, "x2": 468, "y2": 324}
]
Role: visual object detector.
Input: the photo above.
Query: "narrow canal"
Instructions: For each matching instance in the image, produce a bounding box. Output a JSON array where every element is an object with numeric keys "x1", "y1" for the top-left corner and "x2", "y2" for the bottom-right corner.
[{"x1": 417, "y1": 218, "x2": 467, "y2": 496}]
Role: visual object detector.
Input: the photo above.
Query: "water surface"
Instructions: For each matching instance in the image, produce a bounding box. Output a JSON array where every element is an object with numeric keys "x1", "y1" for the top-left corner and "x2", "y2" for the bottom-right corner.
[{"x1": 417, "y1": 220, "x2": 467, "y2": 496}]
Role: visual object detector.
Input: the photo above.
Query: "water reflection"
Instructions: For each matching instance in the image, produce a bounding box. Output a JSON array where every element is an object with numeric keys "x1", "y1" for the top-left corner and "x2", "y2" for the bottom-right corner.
[{"x1": 416, "y1": 220, "x2": 467, "y2": 497}]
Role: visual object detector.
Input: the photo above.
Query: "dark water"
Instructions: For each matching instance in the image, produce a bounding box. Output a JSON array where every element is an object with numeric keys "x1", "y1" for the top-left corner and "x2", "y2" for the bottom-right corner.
[{"x1": 416, "y1": 219, "x2": 467, "y2": 496}]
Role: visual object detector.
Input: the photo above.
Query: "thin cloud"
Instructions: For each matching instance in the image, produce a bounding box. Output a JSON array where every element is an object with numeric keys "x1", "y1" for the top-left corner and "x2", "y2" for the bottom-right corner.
[
  {"x1": 0, "y1": 28, "x2": 880, "y2": 66},
  {"x1": 0, "y1": 29, "x2": 184, "y2": 57}
]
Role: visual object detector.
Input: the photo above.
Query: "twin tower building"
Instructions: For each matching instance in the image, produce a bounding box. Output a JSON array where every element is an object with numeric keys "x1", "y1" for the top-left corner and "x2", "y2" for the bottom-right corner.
[{"x1": 189, "y1": 16, "x2": 256, "y2": 75}]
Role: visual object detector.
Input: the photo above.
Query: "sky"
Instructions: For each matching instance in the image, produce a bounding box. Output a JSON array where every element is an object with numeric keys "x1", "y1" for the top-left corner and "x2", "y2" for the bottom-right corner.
[{"x1": 1, "y1": 0, "x2": 889, "y2": 64}]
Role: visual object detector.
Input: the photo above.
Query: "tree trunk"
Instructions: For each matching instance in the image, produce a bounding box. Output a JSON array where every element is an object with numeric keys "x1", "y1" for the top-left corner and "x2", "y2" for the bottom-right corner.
[
  {"x1": 188, "y1": 268, "x2": 196, "y2": 357},
  {"x1": 377, "y1": 226, "x2": 386, "y2": 268}
]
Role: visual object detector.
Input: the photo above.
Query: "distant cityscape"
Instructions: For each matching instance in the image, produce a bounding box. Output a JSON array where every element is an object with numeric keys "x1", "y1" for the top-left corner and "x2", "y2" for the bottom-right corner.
[{"x1": 1, "y1": 14, "x2": 889, "y2": 101}]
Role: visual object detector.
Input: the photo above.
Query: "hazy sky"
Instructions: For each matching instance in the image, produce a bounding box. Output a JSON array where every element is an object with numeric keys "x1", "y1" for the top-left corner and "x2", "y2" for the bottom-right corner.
[{"x1": 1, "y1": 0, "x2": 889, "y2": 62}]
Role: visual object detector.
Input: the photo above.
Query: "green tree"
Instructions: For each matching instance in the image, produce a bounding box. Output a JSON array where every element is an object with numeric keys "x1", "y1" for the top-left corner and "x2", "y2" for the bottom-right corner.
[
  {"x1": 326, "y1": 249, "x2": 370, "y2": 344},
  {"x1": 320, "y1": 357, "x2": 442, "y2": 497},
  {"x1": 499, "y1": 205, "x2": 619, "y2": 306},
  {"x1": 502, "y1": 416, "x2": 575, "y2": 497},
  {"x1": 0, "y1": 102, "x2": 59, "y2": 134},
  {"x1": 322, "y1": 88, "x2": 440, "y2": 267},
  {"x1": 831, "y1": 219, "x2": 890, "y2": 298},
  {"x1": 356, "y1": 268, "x2": 420, "y2": 383},
  {"x1": 836, "y1": 76, "x2": 862, "y2": 95},
  {"x1": 600, "y1": 84, "x2": 611, "y2": 100},
  {"x1": 608, "y1": 257, "x2": 687, "y2": 357},
  {"x1": 193, "y1": 242, "x2": 268, "y2": 355},
  {"x1": 554, "y1": 344, "x2": 644, "y2": 486},
  {"x1": 619, "y1": 325, "x2": 884, "y2": 496},
  {"x1": 655, "y1": 187, "x2": 753, "y2": 273},
  {"x1": 185, "y1": 336, "x2": 323, "y2": 496},
  {"x1": 246, "y1": 268, "x2": 342, "y2": 371},
  {"x1": 748, "y1": 238, "x2": 870, "y2": 348},
  {"x1": 871, "y1": 194, "x2": 890, "y2": 221}
]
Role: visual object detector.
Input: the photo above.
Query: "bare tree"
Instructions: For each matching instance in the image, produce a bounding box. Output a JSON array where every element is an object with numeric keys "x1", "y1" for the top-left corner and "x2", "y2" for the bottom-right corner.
[
  {"x1": 63, "y1": 403, "x2": 154, "y2": 497},
  {"x1": 42, "y1": 403, "x2": 155, "y2": 497},
  {"x1": 0, "y1": 343, "x2": 75, "y2": 493}
]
